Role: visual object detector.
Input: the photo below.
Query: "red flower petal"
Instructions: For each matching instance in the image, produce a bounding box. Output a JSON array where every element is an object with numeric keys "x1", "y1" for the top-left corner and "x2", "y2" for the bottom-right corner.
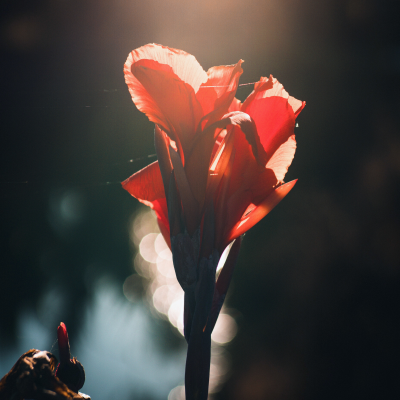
[
  {"x1": 121, "y1": 161, "x2": 170, "y2": 245},
  {"x1": 210, "y1": 125, "x2": 275, "y2": 250},
  {"x1": 243, "y1": 95, "x2": 296, "y2": 164},
  {"x1": 215, "y1": 122, "x2": 275, "y2": 199},
  {"x1": 124, "y1": 44, "x2": 207, "y2": 156},
  {"x1": 220, "y1": 111, "x2": 268, "y2": 166},
  {"x1": 226, "y1": 180, "x2": 297, "y2": 243},
  {"x1": 242, "y1": 76, "x2": 303, "y2": 162},
  {"x1": 125, "y1": 44, "x2": 208, "y2": 93},
  {"x1": 228, "y1": 97, "x2": 242, "y2": 112},
  {"x1": 57, "y1": 322, "x2": 71, "y2": 364},
  {"x1": 131, "y1": 60, "x2": 203, "y2": 155},
  {"x1": 196, "y1": 61, "x2": 243, "y2": 128},
  {"x1": 244, "y1": 75, "x2": 305, "y2": 116},
  {"x1": 223, "y1": 167, "x2": 277, "y2": 240},
  {"x1": 207, "y1": 130, "x2": 235, "y2": 199},
  {"x1": 122, "y1": 161, "x2": 165, "y2": 203},
  {"x1": 184, "y1": 109, "x2": 267, "y2": 216},
  {"x1": 266, "y1": 134, "x2": 297, "y2": 183}
]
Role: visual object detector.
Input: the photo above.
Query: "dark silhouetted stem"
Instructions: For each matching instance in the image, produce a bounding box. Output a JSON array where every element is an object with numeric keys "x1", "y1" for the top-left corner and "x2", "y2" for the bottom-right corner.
[{"x1": 185, "y1": 331, "x2": 211, "y2": 400}]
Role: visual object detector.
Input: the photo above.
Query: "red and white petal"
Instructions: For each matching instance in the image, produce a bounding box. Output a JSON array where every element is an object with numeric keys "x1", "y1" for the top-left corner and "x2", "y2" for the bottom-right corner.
[
  {"x1": 124, "y1": 45, "x2": 206, "y2": 154},
  {"x1": 266, "y1": 135, "x2": 297, "y2": 183},
  {"x1": 242, "y1": 95, "x2": 296, "y2": 164},
  {"x1": 126, "y1": 44, "x2": 208, "y2": 93},
  {"x1": 266, "y1": 77, "x2": 305, "y2": 116},
  {"x1": 243, "y1": 75, "x2": 305, "y2": 115},
  {"x1": 126, "y1": 59, "x2": 203, "y2": 153},
  {"x1": 196, "y1": 61, "x2": 243, "y2": 122},
  {"x1": 289, "y1": 96, "x2": 305, "y2": 117}
]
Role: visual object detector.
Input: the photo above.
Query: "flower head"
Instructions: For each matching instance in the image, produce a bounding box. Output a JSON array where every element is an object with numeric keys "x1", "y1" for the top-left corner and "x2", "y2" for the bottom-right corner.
[
  {"x1": 122, "y1": 43, "x2": 304, "y2": 399},
  {"x1": 123, "y1": 44, "x2": 303, "y2": 251}
]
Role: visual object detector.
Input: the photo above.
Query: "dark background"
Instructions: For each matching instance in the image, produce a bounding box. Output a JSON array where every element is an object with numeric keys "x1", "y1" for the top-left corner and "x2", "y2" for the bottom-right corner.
[{"x1": 1, "y1": 0, "x2": 400, "y2": 399}]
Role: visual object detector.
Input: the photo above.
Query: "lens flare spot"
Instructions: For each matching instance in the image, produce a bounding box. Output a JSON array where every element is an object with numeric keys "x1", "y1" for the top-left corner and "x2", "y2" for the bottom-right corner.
[
  {"x1": 211, "y1": 313, "x2": 237, "y2": 344},
  {"x1": 168, "y1": 296, "x2": 184, "y2": 332},
  {"x1": 152, "y1": 285, "x2": 172, "y2": 315},
  {"x1": 168, "y1": 385, "x2": 185, "y2": 400},
  {"x1": 131, "y1": 209, "x2": 159, "y2": 246},
  {"x1": 139, "y1": 233, "x2": 159, "y2": 263},
  {"x1": 156, "y1": 257, "x2": 175, "y2": 278},
  {"x1": 155, "y1": 233, "x2": 172, "y2": 260}
]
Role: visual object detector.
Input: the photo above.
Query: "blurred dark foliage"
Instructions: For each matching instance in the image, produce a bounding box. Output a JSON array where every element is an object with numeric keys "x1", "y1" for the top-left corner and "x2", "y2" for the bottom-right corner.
[{"x1": 1, "y1": 0, "x2": 399, "y2": 399}]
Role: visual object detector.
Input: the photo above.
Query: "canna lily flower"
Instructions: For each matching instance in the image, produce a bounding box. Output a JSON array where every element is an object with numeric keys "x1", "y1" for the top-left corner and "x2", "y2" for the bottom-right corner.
[{"x1": 122, "y1": 44, "x2": 304, "y2": 400}]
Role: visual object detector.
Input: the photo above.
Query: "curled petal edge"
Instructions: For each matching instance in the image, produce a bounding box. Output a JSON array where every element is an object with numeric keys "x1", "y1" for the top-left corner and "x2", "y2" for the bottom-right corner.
[
  {"x1": 220, "y1": 111, "x2": 268, "y2": 166},
  {"x1": 125, "y1": 44, "x2": 208, "y2": 93},
  {"x1": 243, "y1": 75, "x2": 305, "y2": 117},
  {"x1": 226, "y1": 179, "x2": 297, "y2": 244}
]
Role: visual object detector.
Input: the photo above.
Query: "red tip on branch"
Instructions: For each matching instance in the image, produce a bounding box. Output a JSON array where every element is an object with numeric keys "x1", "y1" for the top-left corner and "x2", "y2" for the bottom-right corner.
[{"x1": 57, "y1": 322, "x2": 71, "y2": 363}]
